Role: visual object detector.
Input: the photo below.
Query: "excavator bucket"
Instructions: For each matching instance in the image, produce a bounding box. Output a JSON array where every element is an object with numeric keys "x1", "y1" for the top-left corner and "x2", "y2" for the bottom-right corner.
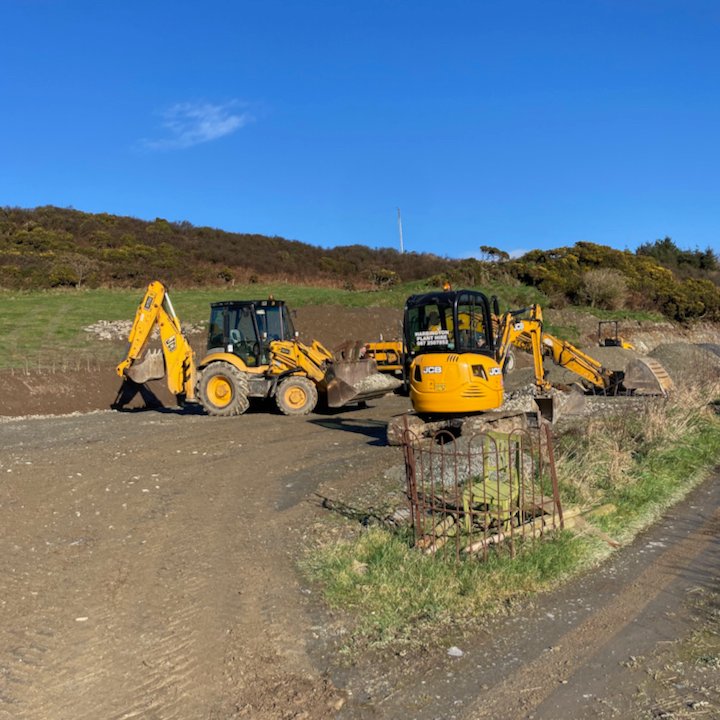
[
  {"x1": 623, "y1": 357, "x2": 673, "y2": 396},
  {"x1": 326, "y1": 359, "x2": 402, "y2": 408},
  {"x1": 533, "y1": 395, "x2": 557, "y2": 423},
  {"x1": 124, "y1": 349, "x2": 166, "y2": 384}
]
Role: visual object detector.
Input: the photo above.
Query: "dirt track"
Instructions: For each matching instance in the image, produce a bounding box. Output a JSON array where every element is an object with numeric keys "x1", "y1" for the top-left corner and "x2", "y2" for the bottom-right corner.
[
  {"x1": 0, "y1": 398, "x2": 408, "y2": 719},
  {"x1": 1, "y1": 394, "x2": 718, "y2": 719}
]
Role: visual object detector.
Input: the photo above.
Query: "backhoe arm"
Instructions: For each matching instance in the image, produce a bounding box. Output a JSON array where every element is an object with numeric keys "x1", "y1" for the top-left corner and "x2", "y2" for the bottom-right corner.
[
  {"x1": 496, "y1": 304, "x2": 615, "y2": 392},
  {"x1": 116, "y1": 281, "x2": 196, "y2": 399},
  {"x1": 539, "y1": 333, "x2": 614, "y2": 390},
  {"x1": 495, "y1": 307, "x2": 551, "y2": 393}
]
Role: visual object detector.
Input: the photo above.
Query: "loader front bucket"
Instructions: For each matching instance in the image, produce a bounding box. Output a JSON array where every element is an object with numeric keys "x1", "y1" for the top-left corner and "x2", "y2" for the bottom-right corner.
[
  {"x1": 623, "y1": 357, "x2": 673, "y2": 396},
  {"x1": 125, "y1": 349, "x2": 166, "y2": 384},
  {"x1": 326, "y1": 359, "x2": 402, "y2": 408}
]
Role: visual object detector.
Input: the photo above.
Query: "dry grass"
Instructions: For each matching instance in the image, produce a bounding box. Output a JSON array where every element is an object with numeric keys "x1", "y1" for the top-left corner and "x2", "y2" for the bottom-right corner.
[{"x1": 557, "y1": 374, "x2": 720, "y2": 507}]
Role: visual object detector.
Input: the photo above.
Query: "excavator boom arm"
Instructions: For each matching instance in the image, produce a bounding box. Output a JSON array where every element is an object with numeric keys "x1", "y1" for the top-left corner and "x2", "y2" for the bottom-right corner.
[
  {"x1": 116, "y1": 281, "x2": 196, "y2": 399},
  {"x1": 496, "y1": 308, "x2": 551, "y2": 392},
  {"x1": 496, "y1": 304, "x2": 615, "y2": 391},
  {"x1": 541, "y1": 333, "x2": 613, "y2": 389}
]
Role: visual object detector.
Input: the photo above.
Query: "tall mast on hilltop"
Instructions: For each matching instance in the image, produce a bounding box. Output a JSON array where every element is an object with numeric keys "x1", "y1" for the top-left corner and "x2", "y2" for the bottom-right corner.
[{"x1": 397, "y1": 207, "x2": 404, "y2": 253}]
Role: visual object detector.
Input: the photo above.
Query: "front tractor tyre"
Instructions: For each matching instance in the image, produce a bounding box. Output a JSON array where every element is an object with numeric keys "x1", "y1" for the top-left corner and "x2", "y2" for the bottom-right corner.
[
  {"x1": 197, "y1": 363, "x2": 250, "y2": 416},
  {"x1": 276, "y1": 376, "x2": 318, "y2": 416}
]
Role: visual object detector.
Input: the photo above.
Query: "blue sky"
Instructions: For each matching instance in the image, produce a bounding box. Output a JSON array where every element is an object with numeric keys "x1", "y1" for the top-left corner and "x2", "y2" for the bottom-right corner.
[{"x1": 2, "y1": 1, "x2": 718, "y2": 259}]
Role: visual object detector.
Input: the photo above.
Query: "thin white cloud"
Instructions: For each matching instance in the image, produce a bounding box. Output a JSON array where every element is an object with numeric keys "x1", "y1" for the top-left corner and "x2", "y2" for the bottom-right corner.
[{"x1": 141, "y1": 101, "x2": 253, "y2": 150}]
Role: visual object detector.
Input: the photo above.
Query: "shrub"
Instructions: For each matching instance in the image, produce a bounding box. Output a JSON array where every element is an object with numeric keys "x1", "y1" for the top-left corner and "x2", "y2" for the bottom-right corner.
[{"x1": 581, "y1": 268, "x2": 628, "y2": 310}]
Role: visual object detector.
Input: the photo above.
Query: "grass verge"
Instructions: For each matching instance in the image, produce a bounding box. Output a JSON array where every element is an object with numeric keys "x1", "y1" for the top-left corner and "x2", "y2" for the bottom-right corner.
[
  {"x1": 302, "y1": 528, "x2": 589, "y2": 649},
  {"x1": 302, "y1": 391, "x2": 720, "y2": 650}
]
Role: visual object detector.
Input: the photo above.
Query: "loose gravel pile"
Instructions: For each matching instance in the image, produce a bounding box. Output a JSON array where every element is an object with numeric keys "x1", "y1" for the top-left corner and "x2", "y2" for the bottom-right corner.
[{"x1": 649, "y1": 342, "x2": 720, "y2": 387}]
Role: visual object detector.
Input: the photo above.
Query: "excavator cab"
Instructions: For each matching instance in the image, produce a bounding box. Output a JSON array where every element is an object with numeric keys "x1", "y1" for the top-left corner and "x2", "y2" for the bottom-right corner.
[
  {"x1": 404, "y1": 290, "x2": 505, "y2": 414},
  {"x1": 207, "y1": 299, "x2": 296, "y2": 368}
]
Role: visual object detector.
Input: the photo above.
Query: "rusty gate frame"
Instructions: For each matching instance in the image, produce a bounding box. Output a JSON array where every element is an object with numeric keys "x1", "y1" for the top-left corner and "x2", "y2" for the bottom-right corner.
[{"x1": 402, "y1": 419, "x2": 563, "y2": 561}]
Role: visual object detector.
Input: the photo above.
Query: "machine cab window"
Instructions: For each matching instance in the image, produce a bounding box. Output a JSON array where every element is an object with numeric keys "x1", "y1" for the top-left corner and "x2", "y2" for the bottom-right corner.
[
  {"x1": 406, "y1": 302, "x2": 455, "y2": 353},
  {"x1": 404, "y1": 290, "x2": 494, "y2": 358},
  {"x1": 227, "y1": 307, "x2": 260, "y2": 365},
  {"x1": 255, "y1": 305, "x2": 295, "y2": 343},
  {"x1": 456, "y1": 293, "x2": 489, "y2": 352}
]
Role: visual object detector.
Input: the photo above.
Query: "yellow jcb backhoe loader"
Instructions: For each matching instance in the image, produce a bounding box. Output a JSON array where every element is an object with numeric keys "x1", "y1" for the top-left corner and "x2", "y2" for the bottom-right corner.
[
  {"x1": 115, "y1": 281, "x2": 400, "y2": 416},
  {"x1": 401, "y1": 289, "x2": 671, "y2": 417}
]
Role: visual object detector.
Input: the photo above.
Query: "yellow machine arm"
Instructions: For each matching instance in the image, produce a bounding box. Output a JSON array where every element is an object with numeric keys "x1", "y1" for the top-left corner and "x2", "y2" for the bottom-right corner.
[
  {"x1": 268, "y1": 337, "x2": 395, "y2": 407},
  {"x1": 267, "y1": 338, "x2": 333, "y2": 383},
  {"x1": 116, "y1": 281, "x2": 196, "y2": 399},
  {"x1": 496, "y1": 304, "x2": 617, "y2": 392}
]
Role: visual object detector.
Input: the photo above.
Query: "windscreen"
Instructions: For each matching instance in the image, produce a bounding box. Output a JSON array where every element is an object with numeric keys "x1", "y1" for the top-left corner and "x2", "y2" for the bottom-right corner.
[
  {"x1": 255, "y1": 305, "x2": 294, "y2": 342},
  {"x1": 405, "y1": 302, "x2": 456, "y2": 353},
  {"x1": 455, "y1": 293, "x2": 490, "y2": 352}
]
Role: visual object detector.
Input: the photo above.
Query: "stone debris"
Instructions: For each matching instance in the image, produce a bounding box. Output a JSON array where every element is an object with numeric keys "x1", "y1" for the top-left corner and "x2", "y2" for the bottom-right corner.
[
  {"x1": 84, "y1": 319, "x2": 204, "y2": 341},
  {"x1": 350, "y1": 371, "x2": 402, "y2": 395}
]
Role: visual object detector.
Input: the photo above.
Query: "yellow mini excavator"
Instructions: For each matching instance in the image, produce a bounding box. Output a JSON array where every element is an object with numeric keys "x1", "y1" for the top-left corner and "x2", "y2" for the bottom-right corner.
[
  {"x1": 401, "y1": 289, "x2": 672, "y2": 417},
  {"x1": 115, "y1": 281, "x2": 400, "y2": 416}
]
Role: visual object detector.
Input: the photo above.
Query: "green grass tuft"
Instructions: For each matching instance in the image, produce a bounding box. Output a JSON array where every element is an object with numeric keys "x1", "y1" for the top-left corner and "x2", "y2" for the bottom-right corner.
[{"x1": 303, "y1": 528, "x2": 591, "y2": 646}]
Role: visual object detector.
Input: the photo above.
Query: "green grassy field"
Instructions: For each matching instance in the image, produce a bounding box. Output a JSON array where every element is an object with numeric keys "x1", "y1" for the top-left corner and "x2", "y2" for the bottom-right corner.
[
  {"x1": 0, "y1": 280, "x2": 519, "y2": 369},
  {"x1": 0, "y1": 283, "x2": 424, "y2": 369},
  {"x1": 0, "y1": 280, "x2": 661, "y2": 370}
]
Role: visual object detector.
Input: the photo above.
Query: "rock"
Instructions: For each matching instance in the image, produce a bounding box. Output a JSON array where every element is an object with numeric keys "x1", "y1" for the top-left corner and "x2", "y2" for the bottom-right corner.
[{"x1": 386, "y1": 413, "x2": 427, "y2": 446}]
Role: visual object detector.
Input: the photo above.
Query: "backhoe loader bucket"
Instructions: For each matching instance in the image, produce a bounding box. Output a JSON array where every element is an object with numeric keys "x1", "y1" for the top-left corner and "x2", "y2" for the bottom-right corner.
[
  {"x1": 125, "y1": 349, "x2": 166, "y2": 384},
  {"x1": 533, "y1": 395, "x2": 557, "y2": 423},
  {"x1": 623, "y1": 357, "x2": 673, "y2": 396},
  {"x1": 326, "y1": 359, "x2": 402, "y2": 408}
]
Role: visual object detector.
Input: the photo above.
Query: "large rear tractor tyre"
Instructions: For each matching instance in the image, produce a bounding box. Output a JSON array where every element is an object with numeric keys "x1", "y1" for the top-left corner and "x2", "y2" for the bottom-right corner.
[
  {"x1": 275, "y1": 376, "x2": 318, "y2": 416},
  {"x1": 197, "y1": 363, "x2": 250, "y2": 416}
]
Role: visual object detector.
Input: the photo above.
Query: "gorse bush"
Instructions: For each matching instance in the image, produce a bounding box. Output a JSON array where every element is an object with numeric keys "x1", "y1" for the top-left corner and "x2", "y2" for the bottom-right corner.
[
  {"x1": 0, "y1": 206, "x2": 456, "y2": 291},
  {"x1": 506, "y1": 240, "x2": 720, "y2": 322}
]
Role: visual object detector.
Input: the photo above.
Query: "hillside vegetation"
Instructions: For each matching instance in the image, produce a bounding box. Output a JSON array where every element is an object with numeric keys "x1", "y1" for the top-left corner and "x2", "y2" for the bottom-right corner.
[{"x1": 1, "y1": 205, "x2": 718, "y2": 323}]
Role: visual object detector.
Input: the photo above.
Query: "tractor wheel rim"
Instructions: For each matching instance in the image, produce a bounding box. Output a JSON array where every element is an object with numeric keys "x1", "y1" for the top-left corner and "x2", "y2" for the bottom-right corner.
[
  {"x1": 286, "y1": 386, "x2": 306, "y2": 408},
  {"x1": 208, "y1": 376, "x2": 232, "y2": 406}
]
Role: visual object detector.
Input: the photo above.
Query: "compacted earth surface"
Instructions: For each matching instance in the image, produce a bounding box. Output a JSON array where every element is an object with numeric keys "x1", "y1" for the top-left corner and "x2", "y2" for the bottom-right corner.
[{"x1": 0, "y1": 305, "x2": 718, "y2": 719}]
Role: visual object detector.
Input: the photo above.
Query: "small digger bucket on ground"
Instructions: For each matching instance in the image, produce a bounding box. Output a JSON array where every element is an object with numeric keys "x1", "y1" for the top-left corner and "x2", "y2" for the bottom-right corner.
[
  {"x1": 326, "y1": 359, "x2": 402, "y2": 407},
  {"x1": 124, "y1": 349, "x2": 166, "y2": 384}
]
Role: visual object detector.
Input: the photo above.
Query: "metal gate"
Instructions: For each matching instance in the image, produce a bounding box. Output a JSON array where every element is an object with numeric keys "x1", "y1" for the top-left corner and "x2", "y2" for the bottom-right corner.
[{"x1": 402, "y1": 420, "x2": 563, "y2": 561}]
